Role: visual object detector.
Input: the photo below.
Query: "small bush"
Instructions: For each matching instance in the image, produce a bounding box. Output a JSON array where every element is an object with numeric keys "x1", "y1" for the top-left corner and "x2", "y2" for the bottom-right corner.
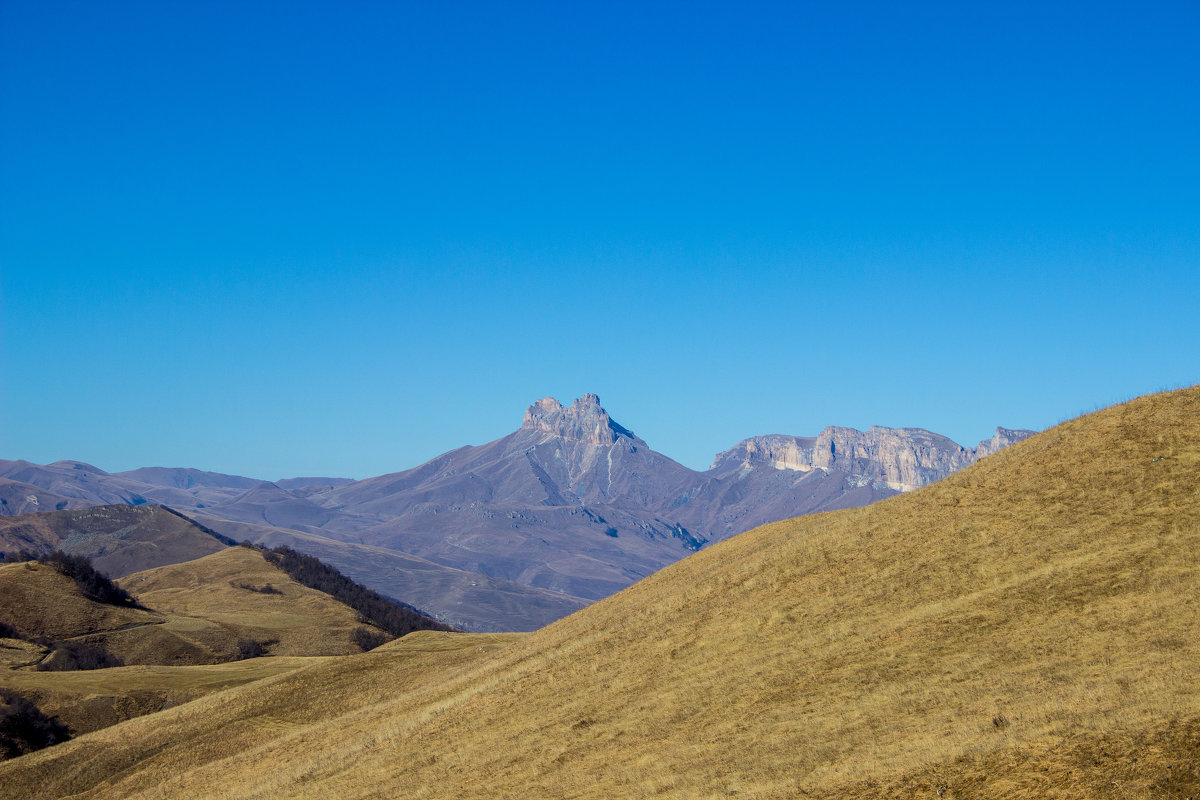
[
  {"x1": 36, "y1": 641, "x2": 123, "y2": 672},
  {"x1": 0, "y1": 620, "x2": 20, "y2": 640},
  {"x1": 0, "y1": 688, "x2": 71, "y2": 759},
  {"x1": 351, "y1": 626, "x2": 391, "y2": 652},
  {"x1": 231, "y1": 582, "x2": 283, "y2": 595},
  {"x1": 236, "y1": 638, "x2": 278, "y2": 660}
]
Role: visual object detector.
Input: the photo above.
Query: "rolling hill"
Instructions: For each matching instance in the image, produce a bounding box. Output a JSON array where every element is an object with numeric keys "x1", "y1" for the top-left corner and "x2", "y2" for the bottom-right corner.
[
  {"x1": 0, "y1": 386, "x2": 1193, "y2": 799},
  {"x1": 0, "y1": 548, "x2": 402, "y2": 666}
]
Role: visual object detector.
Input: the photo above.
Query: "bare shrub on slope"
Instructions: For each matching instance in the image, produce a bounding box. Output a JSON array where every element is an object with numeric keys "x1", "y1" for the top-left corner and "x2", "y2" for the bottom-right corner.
[
  {"x1": 37, "y1": 552, "x2": 139, "y2": 608},
  {"x1": 0, "y1": 688, "x2": 71, "y2": 760}
]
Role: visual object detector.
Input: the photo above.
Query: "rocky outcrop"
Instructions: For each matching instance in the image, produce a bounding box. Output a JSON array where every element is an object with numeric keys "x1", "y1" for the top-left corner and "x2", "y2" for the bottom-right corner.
[
  {"x1": 522, "y1": 394, "x2": 641, "y2": 446},
  {"x1": 972, "y1": 427, "x2": 1034, "y2": 460},
  {"x1": 711, "y1": 425, "x2": 1035, "y2": 492}
]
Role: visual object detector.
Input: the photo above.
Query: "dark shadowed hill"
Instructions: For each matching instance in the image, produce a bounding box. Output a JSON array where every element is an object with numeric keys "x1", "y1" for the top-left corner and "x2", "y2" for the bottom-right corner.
[{"x1": 0, "y1": 505, "x2": 232, "y2": 577}]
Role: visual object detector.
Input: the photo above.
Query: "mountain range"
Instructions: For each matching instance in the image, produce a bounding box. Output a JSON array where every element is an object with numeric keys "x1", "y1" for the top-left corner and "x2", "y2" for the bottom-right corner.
[{"x1": 1, "y1": 395, "x2": 1032, "y2": 629}]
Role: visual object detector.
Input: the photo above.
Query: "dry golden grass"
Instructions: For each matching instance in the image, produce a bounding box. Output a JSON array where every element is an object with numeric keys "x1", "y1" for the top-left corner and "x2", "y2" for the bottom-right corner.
[
  {"x1": 0, "y1": 561, "x2": 159, "y2": 640},
  {"x1": 1, "y1": 657, "x2": 327, "y2": 736},
  {"x1": 0, "y1": 631, "x2": 523, "y2": 798},
  {"x1": 1, "y1": 386, "x2": 1198, "y2": 799}
]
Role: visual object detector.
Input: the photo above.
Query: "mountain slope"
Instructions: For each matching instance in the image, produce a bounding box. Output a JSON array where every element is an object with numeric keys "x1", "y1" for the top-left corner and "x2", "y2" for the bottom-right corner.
[
  {"x1": 0, "y1": 505, "x2": 232, "y2": 577},
  {"x1": 112, "y1": 467, "x2": 261, "y2": 493},
  {"x1": 1, "y1": 386, "x2": 1193, "y2": 799},
  {"x1": 322, "y1": 394, "x2": 1031, "y2": 599},
  {"x1": 0, "y1": 478, "x2": 84, "y2": 516}
]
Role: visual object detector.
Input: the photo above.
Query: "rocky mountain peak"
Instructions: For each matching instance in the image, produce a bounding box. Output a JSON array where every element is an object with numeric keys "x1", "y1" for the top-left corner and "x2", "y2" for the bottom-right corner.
[{"x1": 521, "y1": 394, "x2": 640, "y2": 446}]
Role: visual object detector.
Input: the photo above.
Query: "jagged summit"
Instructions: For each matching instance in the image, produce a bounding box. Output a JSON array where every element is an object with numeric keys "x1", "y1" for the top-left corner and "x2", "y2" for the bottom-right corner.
[{"x1": 521, "y1": 394, "x2": 641, "y2": 446}]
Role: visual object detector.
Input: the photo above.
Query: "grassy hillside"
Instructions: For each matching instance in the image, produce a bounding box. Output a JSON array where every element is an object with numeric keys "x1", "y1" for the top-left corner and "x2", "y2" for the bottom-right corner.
[
  {"x1": 1, "y1": 657, "x2": 327, "y2": 736},
  {"x1": 0, "y1": 561, "x2": 157, "y2": 641},
  {"x1": 1, "y1": 386, "x2": 1197, "y2": 799},
  {"x1": 117, "y1": 547, "x2": 394, "y2": 659}
]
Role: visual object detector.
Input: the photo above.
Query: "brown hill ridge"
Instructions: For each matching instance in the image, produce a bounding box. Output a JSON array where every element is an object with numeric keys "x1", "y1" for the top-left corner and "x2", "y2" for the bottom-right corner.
[
  {"x1": 0, "y1": 505, "x2": 232, "y2": 578},
  {"x1": 0, "y1": 385, "x2": 1195, "y2": 799},
  {"x1": 0, "y1": 548, "x2": 416, "y2": 668}
]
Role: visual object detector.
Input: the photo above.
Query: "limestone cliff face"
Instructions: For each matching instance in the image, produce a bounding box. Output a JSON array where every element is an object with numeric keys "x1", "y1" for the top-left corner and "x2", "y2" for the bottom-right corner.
[
  {"x1": 712, "y1": 425, "x2": 1035, "y2": 492},
  {"x1": 972, "y1": 427, "x2": 1034, "y2": 460},
  {"x1": 521, "y1": 394, "x2": 642, "y2": 447}
]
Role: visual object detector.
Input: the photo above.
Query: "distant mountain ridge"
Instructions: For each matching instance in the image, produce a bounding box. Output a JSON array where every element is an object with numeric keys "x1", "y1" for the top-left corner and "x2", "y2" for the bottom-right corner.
[
  {"x1": 1, "y1": 395, "x2": 1033, "y2": 629},
  {"x1": 711, "y1": 424, "x2": 1033, "y2": 492}
]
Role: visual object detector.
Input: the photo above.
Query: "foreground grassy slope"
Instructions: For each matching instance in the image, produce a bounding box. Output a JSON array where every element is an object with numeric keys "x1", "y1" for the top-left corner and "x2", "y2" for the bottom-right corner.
[
  {"x1": 2, "y1": 387, "x2": 1198, "y2": 799},
  {"x1": 0, "y1": 632, "x2": 524, "y2": 797}
]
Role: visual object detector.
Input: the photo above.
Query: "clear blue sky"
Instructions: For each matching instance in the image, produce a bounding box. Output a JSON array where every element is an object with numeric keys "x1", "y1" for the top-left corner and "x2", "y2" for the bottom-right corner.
[{"x1": 2, "y1": 1, "x2": 1197, "y2": 480}]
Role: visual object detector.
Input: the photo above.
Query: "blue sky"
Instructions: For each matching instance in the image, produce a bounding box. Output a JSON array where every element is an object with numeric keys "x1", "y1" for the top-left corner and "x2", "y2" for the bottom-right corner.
[{"x1": 2, "y1": 1, "x2": 1197, "y2": 479}]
